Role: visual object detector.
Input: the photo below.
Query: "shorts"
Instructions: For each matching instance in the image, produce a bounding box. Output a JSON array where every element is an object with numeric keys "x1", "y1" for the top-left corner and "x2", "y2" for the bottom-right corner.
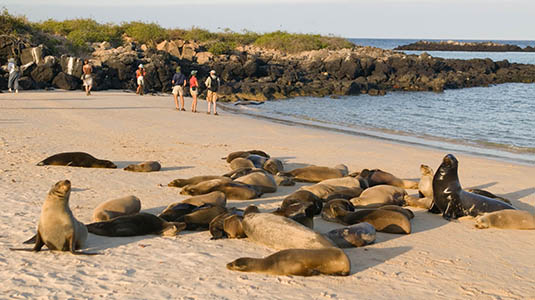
[
  {"x1": 172, "y1": 85, "x2": 184, "y2": 96},
  {"x1": 137, "y1": 76, "x2": 144, "y2": 86},
  {"x1": 190, "y1": 87, "x2": 198, "y2": 97},
  {"x1": 83, "y1": 74, "x2": 93, "y2": 87},
  {"x1": 207, "y1": 90, "x2": 218, "y2": 103}
]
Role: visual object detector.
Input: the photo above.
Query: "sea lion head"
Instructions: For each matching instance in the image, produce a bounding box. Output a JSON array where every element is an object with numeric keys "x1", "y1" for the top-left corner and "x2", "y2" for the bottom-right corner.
[
  {"x1": 420, "y1": 164, "x2": 433, "y2": 176},
  {"x1": 244, "y1": 205, "x2": 260, "y2": 215},
  {"x1": 93, "y1": 160, "x2": 117, "y2": 169},
  {"x1": 474, "y1": 215, "x2": 490, "y2": 229},
  {"x1": 50, "y1": 179, "x2": 71, "y2": 199},
  {"x1": 160, "y1": 222, "x2": 187, "y2": 236},
  {"x1": 226, "y1": 258, "x2": 253, "y2": 271}
]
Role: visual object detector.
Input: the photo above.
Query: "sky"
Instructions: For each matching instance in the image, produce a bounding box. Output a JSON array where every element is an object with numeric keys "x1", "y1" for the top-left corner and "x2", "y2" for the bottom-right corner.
[{"x1": 3, "y1": 0, "x2": 535, "y2": 40}]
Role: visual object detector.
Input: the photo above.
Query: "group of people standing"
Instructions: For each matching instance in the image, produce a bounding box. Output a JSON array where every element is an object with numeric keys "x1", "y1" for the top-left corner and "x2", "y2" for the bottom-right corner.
[{"x1": 170, "y1": 66, "x2": 220, "y2": 115}]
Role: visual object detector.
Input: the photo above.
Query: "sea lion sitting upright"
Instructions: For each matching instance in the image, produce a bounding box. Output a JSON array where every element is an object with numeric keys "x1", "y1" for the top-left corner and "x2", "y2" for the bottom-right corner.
[
  {"x1": 278, "y1": 164, "x2": 349, "y2": 183},
  {"x1": 11, "y1": 180, "x2": 92, "y2": 254},
  {"x1": 433, "y1": 154, "x2": 515, "y2": 220},
  {"x1": 92, "y1": 195, "x2": 141, "y2": 222},
  {"x1": 87, "y1": 213, "x2": 186, "y2": 236},
  {"x1": 37, "y1": 152, "x2": 117, "y2": 168},
  {"x1": 360, "y1": 168, "x2": 418, "y2": 189},
  {"x1": 405, "y1": 164, "x2": 435, "y2": 209},
  {"x1": 123, "y1": 161, "x2": 161, "y2": 172},
  {"x1": 475, "y1": 210, "x2": 535, "y2": 230},
  {"x1": 227, "y1": 248, "x2": 350, "y2": 276}
]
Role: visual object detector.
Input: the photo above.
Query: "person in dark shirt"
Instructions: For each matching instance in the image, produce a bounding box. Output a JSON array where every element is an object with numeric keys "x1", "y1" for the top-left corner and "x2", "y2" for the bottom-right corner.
[{"x1": 171, "y1": 66, "x2": 187, "y2": 111}]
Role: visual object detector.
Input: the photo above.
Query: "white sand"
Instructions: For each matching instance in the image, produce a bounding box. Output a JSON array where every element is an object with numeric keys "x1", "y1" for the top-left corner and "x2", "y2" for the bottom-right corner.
[{"x1": 1, "y1": 91, "x2": 534, "y2": 299}]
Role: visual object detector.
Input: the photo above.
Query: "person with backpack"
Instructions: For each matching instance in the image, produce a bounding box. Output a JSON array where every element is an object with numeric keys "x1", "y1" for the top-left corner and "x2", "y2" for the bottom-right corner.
[
  {"x1": 7, "y1": 58, "x2": 20, "y2": 94},
  {"x1": 171, "y1": 66, "x2": 187, "y2": 111},
  {"x1": 136, "y1": 64, "x2": 146, "y2": 95},
  {"x1": 204, "y1": 70, "x2": 220, "y2": 115},
  {"x1": 189, "y1": 70, "x2": 199, "y2": 113}
]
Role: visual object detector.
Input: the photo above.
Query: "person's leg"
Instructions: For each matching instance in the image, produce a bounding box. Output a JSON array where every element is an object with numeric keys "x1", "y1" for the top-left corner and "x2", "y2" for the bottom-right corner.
[
  {"x1": 8, "y1": 72, "x2": 14, "y2": 92},
  {"x1": 173, "y1": 88, "x2": 179, "y2": 109},
  {"x1": 207, "y1": 91, "x2": 212, "y2": 114},
  {"x1": 14, "y1": 73, "x2": 19, "y2": 93},
  {"x1": 179, "y1": 88, "x2": 185, "y2": 111},
  {"x1": 191, "y1": 93, "x2": 197, "y2": 112},
  {"x1": 213, "y1": 93, "x2": 218, "y2": 115}
]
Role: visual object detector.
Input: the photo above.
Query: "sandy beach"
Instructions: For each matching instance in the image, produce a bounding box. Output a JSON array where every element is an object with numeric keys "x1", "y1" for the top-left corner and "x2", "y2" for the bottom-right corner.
[{"x1": 1, "y1": 91, "x2": 534, "y2": 299}]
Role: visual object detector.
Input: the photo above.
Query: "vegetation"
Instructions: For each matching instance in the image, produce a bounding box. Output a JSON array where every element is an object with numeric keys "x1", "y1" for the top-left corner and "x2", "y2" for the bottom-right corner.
[{"x1": 0, "y1": 9, "x2": 354, "y2": 56}]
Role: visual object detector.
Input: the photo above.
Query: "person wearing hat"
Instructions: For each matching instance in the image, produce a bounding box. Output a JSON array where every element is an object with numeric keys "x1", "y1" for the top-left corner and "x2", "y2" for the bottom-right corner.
[
  {"x1": 204, "y1": 70, "x2": 220, "y2": 115},
  {"x1": 136, "y1": 64, "x2": 146, "y2": 95},
  {"x1": 189, "y1": 70, "x2": 199, "y2": 112},
  {"x1": 7, "y1": 58, "x2": 20, "y2": 94},
  {"x1": 171, "y1": 66, "x2": 187, "y2": 110}
]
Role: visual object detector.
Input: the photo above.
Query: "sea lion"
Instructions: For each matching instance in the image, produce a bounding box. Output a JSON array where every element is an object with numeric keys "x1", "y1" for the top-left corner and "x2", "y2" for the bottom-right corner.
[
  {"x1": 242, "y1": 212, "x2": 334, "y2": 250},
  {"x1": 466, "y1": 189, "x2": 512, "y2": 204},
  {"x1": 325, "y1": 222, "x2": 376, "y2": 248},
  {"x1": 324, "y1": 187, "x2": 364, "y2": 202},
  {"x1": 179, "y1": 178, "x2": 233, "y2": 195},
  {"x1": 350, "y1": 185, "x2": 411, "y2": 208},
  {"x1": 181, "y1": 191, "x2": 227, "y2": 207},
  {"x1": 227, "y1": 248, "x2": 350, "y2": 276},
  {"x1": 475, "y1": 210, "x2": 535, "y2": 230},
  {"x1": 224, "y1": 150, "x2": 270, "y2": 163},
  {"x1": 209, "y1": 210, "x2": 246, "y2": 239},
  {"x1": 233, "y1": 171, "x2": 277, "y2": 193},
  {"x1": 168, "y1": 175, "x2": 227, "y2": 188},
  {"x1": 405, "y1": 164, "x2": 435, "y2": 209},
  {"x1": 86, "y1": 213, "x2": 186, "y2": 236},
  {"x1": 282, "y1": 190, "x2": 323, "y2": 215},
  {"x1": 92, "y1": 195, "x2": 141, "y2": 222},
  {"x1": 158, "y1": 202, "x2": 198, "y2": 222},
  {"x1": 262, "y1": 158, "x2": 284, "y2": 175},
  {"x1": 123, "y1": 161, "x2": 161, "y2": 172},
  {"x1": 273, "y1": 174, "x2": 295, "y2": 186},
  {"x1": 360, "y1": 168, "x2": 418, "y2": 189},
  {"x1": 321, "y1": 199, "x2": 355, "y2": 224},
  {"x1": 377, "y1": 205, "x2": 415, "y2": 219},
  {"x1": 278, "y1": 164, "x2": 349, "y2": 183},
  {"x1": 301, "y1": 184, "x2": 362, "y2": 201},
  {"x1": 273, "y1": 201, "x2": 315, "y2": 229},
  {"x1": 159, "y1": 191, "x2": 227, "y2": 222},
  {"x1": 433, "y1": 154, "x2": 515, "y2": 220},
  {"x1": 343, "y1": 209, "x2": 412, "y2": 234},
  {"x1": 181, "y1": 178, "x2": 262, "y2": 200},
  {"x1": 246, "y1": 154, "x2": 269, "y2": 168},
  {"x1": 11, "y1": 180, "x2": 92, "y2": 254},
  {"x1": 37, "y1": 152, "x2": 116, "y2": 169},
  {"x1": 229, "y1": 157, "x2": 255, "y2": 171},
  {"x1": 183, "y1": 204, "x2": 227, "y2": 230}
]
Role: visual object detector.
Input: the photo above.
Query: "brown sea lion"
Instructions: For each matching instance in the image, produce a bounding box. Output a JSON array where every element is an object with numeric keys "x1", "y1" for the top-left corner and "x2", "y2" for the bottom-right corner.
[
  {"x1": 321, "y1": 198, "x2": 355, "y2": 224},
  {"x1": 183, "y1": 204, "x2": 227, "y2": 230},
  {"x1": 92, "y1": 195, "x2": 141, "y2": 222},
  {"x1": 158, "y1": 203, "x2": 199, "y2": 222},
  {"x1": 229, "y1": 157, "x2": 255, "y2": 171},
  {"x1": 343, "y1": 209, "x2": 412, "y2": 234},
  {"x1": 209, "y1": 210, "x2": 246, "y2": 239},
  {"x1": 37, "y1": 152, "x2": 116, "y2": 169},
  {"x1": 168, "y1": 175, "x2": 227, "y2": 188},
  {"x1": 273, "y1": 201, "x2": 315, "y2": 229},
  {"x1": 405, "y1": 164, "x2": 435, "y2": 209},
  {"x1": 11, "y1": 180, "x2": 93, "y2": 255},
  {"x1": 262, "y1": 158, "x2": 284, "y2": 175},
  {"x1": 181, "y1": 191, "x2": 227, "y2": 207},
  {"x1": 273, "y1": 174, "x2": 295, "y2": 186},
  {"x1": 179, "y1": 178, "x2": 233, "y2": 195},
  {"x1": 233, "y1": 171, "x2": 277, "y2": 193},
  {"x1": 224, "y1": 150, "x2": 270, "y2": 163},
  {"x1": 475, "y1": 210, "x2": 535, "y2": 230},
  {"x1": 282, "y1": 190, "x2": 323, "y2": 215},
  {"x1": 350, "y1": 185, "x2": 411, "y2": 208},
  {"x1": 86, "y1": 213, "x2": 186, "y2": 236},
  {"x1": 278, "y1": 164, "x2": 349, "y2": 183},
  {"x1": 360, "y1": 168, "x2": 418, "y2": 189},
  {"x1": 123, "y1": 161, "x2": 161, "y2": 172},
  {"x1": 325, "y1": 222, "x2": 376, "y2": 248},
  {"x1": 181, "y1": 178, "x2": 262, "y2": 200},
  {"x1": 227, "y1": 248, "x2": 350, "y2": 276}
]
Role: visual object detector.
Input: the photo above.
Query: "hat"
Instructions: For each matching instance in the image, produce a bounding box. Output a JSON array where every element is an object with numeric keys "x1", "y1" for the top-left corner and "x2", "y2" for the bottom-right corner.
[
  {"x1": 8, "y1": 58, "x2": 15, "y2": 62},
  {"x1": 138, "y1": 64, "x2": 143, "y2": 68},
  {"x1": 210, "y1": 70, "x2": 216, "y2": 74},
  {"x1": 176, "y1": 66, "x2": 181, "y2": 72},
  {"x1": 190, "y1": 70, "x2": 197, "y2": 75}
]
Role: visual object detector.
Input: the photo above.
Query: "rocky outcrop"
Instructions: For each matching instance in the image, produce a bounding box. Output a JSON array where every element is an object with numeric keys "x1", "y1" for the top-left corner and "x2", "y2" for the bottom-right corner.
[{"x1": 394, "y1": 40, "x2": 535, "y2": 52}]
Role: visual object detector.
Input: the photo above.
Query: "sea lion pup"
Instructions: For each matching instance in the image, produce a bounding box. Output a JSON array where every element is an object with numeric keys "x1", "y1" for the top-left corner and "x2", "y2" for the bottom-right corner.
[
  {"x1": 359, "y1": 168, "x2": 419, "y2": 189},
  {"x1": 11, "y1": 180, "x2": 92, "y2": 255},
  {"x1": 350, "y1": 185, "x2": 411, "y2": 208},
  {"x1": 168, "y1": 175, "x2": 227, "y2": 188},
  {"x1": 343, "y1": 209, "x2": 412, "y2": 234},
  {"x1": 405, "y1": 164, "x2": 435, "y2": 209},
  {"x1": 182, "y1": 191, "x2": 227, "y2": 207},
  {"x1": 179, "y1": 177, "x2": 233, "y2": 195},
  {"x1": 233, "y1": 171, "x2": 278, "y2": 193},
  {"x1": 321, "y1": 199, "x2": 355, "y2": 224},
  {"x1": 37, "y1": 152, "x2": 117, "y2": 169},
  {"x1": 181, "y1": 178, "x2": 262, "y2": 200},
  {"x1": 262, "y1": 158, "x2": 284, "y2": 175},
  {"x1": 209, "y1": 209, "x2": 246, "y2": 239},
  {"x1": 92, "y1": 195, "x2": 141, "y2": 222},
  {"x1": 86, "y1": 213, "x2": 186, "y2": 237},
  {"x1": 229, "y1": 157, "x2": 255, "y2": 171},
  {"x1": 223, "y1": 150, "x2": 270, "y2": 163},
  {"x1": 325, "y1": 222, "x2": 376, "y2": 248},
  {"x1": 277, "y1": 164, "x2": 349, "y2": 183},
  {"x1": 475, "y1": 210, "x2": 535, "y2": 230},
  {"x1": 273, "y1": 174, "x2": 295, "y2": 186},
  {"x1": 466, "y1": 189, "x2": 512, "y2": 204},
  {"x1": 123, "y1": 161, "x2": 161, "y2": 172},
  {"x1": 183, "y1": 204, "x2": 228, "y2": 230},
  {"x1": 282, "y1": 190, "x2": 323, "y2": 215},
  {"x1": 433, "y1": 154, "x2": 515, "y2": 220},
  {"x1": 242, "y1": 212, "x2": 334, "y2": 250},
  {"x1": 273, "y1": 202, "x2": 315, "y2": 229},
  {"x1": 226, "y1": 248, "x2": 350, "y2": 276}
]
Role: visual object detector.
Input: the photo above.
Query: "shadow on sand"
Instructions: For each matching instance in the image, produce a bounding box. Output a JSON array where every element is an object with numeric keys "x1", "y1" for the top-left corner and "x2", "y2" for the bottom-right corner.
[{"x1": 345, "y1": 246, "x2": 412, "y2": 275}]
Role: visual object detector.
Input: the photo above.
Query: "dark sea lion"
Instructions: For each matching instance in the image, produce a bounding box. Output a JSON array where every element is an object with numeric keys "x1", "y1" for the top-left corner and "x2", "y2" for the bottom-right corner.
[
  {"x1": 86, "y1": 213, "x2": 186, "y2": 236},
  {"x1": 229, "y1": 157, "x2": 255, "y2": 171},
  {"x1": 475, "y1": 210, "x2": 535, "y2": 230},
  {"x1": 183, "y1": 204, "x2": 227, "y2": 230},
  {"x1": 227, "y1": 248, "x2": 350, "y2": 276},
  {"x1": 123, "y1": 161, "x2": 161, "y2": 172},
  {"x1": 158, "y1": 202, "x2": 198, "y2": 222},
  {"x1": 92, "y1": 195, "x2": 141, "y2": 222},
  {"x1": 278, "y1": 164, "x2": 349, "y2": 183},
  {"x1": 12, "y1": 180, "x2": 94, "y2": 255},
  {"x1": 360, "y1": 168, "x2": 418, "y2": 189},
  {"x1": 321, "y1": 199, "x2": 355, "y2": 224},
  {"x1": 37, "y1": 152, "x2": 116, "y2": 169},
  {"x1": 273, "y1": 201, "x2": 315, "y2": 229},
  {"x1": 242, "y1": 212, "x2": 334, "y2": 250},
  {"x1": 466, "y1": 188, "x2": 512, "y2": 204},
  {"x1": 282, "y1": 190, "x2": 323, "y2": 215},
  {"x1": 224, "y1": 150, "x2": 270, "y2": 163},
  {"x1": 343, "y1": 209, "x2": 412, "y2": 234},
  {"x1": 246, "y1": 154, "x2": 269, "y2": 168},
  {"x1": 376, "y1": 205, "x2": 415, "y2": 219},
  {"x1": 324, "y1": 187, "x2": 364, "y2": 202},
  {"x1": 168, "y1": 175, "x2": 227, "y2": 188},
  {"x1": 432, "y1": 154, "x2": 515, "y2": 220},
  {"x1": 262, "y1": 158, "x2": 284, "y2": 175},
  {"x1": 325, "y1": 222, "x2": 376, "y2": 248}
]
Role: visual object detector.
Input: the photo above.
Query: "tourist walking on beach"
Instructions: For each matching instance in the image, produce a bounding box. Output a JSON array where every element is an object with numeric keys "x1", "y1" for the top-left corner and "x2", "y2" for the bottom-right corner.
[
  {"x1": 205, "y1": 70, "x2": 220, "y2": 115},
  {"x1": 171, "y1": 66, "x2": 187, "y2": 111},
  {"x1": 82, "y1": 59, "x2": 93, "y2": 96},
  {"x1": 136, "y1": 64, "x2": 146, "y2": 95},
  {"x1": 189, "y1": 70, "x2": 199, "y2": 112},
  {"x1": 7, "y1": 58, "x2": 20, "y2": 94}
]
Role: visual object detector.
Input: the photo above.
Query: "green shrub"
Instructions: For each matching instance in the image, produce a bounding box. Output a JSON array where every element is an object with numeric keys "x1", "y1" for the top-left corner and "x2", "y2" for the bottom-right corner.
[
  {"x1": 0, "y1": 8, "x2": 33, "y2": 36},
  {"x1": 208, "y1": 41, "x2": 236, "y2": 55},
  {"x1": 121, "y1": 21, "x2": 168, "y2": 45},
  {"x1": 254, "y1": 31, "x2": 353, "y2": 53}
]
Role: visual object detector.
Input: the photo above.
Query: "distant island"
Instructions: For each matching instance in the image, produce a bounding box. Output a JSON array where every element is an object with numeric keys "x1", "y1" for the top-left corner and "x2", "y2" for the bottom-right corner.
[{"x1": 394, "y1": 40, "x2": 535, "y2": 52}]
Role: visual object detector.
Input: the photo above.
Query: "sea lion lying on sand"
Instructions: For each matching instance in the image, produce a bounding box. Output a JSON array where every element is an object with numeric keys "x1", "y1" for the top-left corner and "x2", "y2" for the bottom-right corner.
[
  {"x1": 278, "y1": 164, "x2": 348, "y2": 183},
  {"x1": 223, "y1": 150, "x2": 270, "y2": 163},
  {"x1": 124, "y1": 161, "x2": 161, "y2": 172},
  {"x1": 87, "y1": 213, "x2": 186, "y2": 237},
  {"x1": 92, "y1": 195, "x2": 141, "y2": 222},
  {"x1": 37, "y1": 152, "x2": 116, "y2": 169},
  {"x1": 357, "y1": 168, "x2": 418, "y2": 189},
  {"x1": 475, "y1": 210, "x2": 535, "y2": 230},
  {"x1": 350, "y1": 185, "x2": 412, "y2": 208}
]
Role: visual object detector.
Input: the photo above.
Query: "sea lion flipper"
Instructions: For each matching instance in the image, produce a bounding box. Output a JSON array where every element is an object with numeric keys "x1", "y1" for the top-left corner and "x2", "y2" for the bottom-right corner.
[
  {"x1": 72, "y1": 251, "x2": 101, "y2": 256},
  {"x1": 23, "y1": 234, "x2": 37, "y2": 244},
  {"x1": 9, "y1": 247, "x2": 37, "y2": 252},
  {"x1": 32, "y1": 232, "x2": 44, "y2": 252}
]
